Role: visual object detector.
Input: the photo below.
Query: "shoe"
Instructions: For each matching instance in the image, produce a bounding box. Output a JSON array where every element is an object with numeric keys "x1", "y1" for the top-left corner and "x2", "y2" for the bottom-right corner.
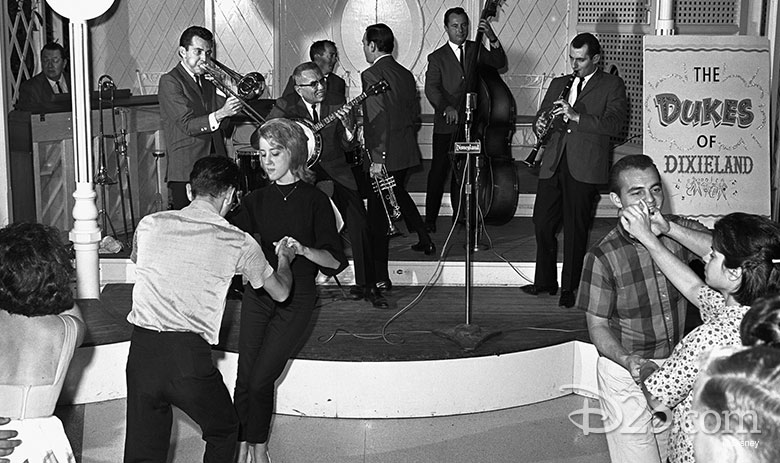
[
  {"x1": 411, "y1": 241, "x2": 436, "y2": 256},
  {"x1": 376, "y1": 280, "x2": 393, "y2": 291},
  {"x1": 558, "y1": 290, "x2": 576, "y2": 308},
  {"x1": 365, "y1": 287, "x2": 389, "y2": 309},
  {"x1": 425, "y1": 222, "x2": 437, "y2": 233},
  {"x1": 349, "y1": 285, "x2": 365, "y2": 300},
  {"x1": 520, "y1": 284, "x2": 558, "y2": 296}
]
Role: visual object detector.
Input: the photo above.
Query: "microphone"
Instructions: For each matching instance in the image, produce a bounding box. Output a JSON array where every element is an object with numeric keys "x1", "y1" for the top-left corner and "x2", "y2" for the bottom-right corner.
[{"x1": 465, "y1": 92, "x2": 476, "y2": 123}]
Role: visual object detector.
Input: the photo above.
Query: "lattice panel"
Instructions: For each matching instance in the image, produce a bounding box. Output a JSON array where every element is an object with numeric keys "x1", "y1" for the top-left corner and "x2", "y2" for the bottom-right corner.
[
  {"x1": 91, "y1": 0, "x2": 204, "y2": 94},
  {"x1": 214, "y1": 0, "x2": 275, "y2": 97},
  {"x1": 6, "y1": 0, "x2": 45, "y2": 106},
  {"x1": 496, "y1": 0, "x2": 569, "y2": 114},
  {"x1": 596, "y1": 33, "x2": 643, "y2": 144},
  {"x1": 577, "y1": 0, "x2": 651, "y2": 24},
  {"x1": 675, "y1": 0, "x2": 739, "y2": 25}
]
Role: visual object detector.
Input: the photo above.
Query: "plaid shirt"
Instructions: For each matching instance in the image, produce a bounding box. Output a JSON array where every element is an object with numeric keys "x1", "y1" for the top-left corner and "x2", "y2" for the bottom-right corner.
[{"x1": 577, "y1": 216, "x2": 704, "y2": 359}]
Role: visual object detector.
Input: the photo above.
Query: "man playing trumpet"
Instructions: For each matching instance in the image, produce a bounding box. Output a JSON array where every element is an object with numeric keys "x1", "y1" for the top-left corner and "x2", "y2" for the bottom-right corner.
[
  {"x1": 159, "y1": 25, "x2": 243, "y2": 209},
  {"x1": 267, "y1": 62, "x2": 389, "y2": 309}
]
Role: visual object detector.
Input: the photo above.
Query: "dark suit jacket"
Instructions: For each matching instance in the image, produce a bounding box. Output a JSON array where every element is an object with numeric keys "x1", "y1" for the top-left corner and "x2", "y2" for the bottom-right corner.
[
  {"x1": 361, "y1": 55, "x2": 421, "y2": 172},
  {"x1": 536, "y1": 69, "x2": 628, "y2": 184},
  {"x1": 281, "y1": 73, "x2": 347, "y2": 105},
  {"x1": 424, "y1": 41, "x2": 506, "y2": 134},
  {"x1": 15, "y1": 72, "x2": 70, "y2": 112},
  {"x1": 267, "y1": 93, "x2": 359, "y2": 190},
  {"x1": 158, "y1": 63, "x2": 228, "y2": 182}
]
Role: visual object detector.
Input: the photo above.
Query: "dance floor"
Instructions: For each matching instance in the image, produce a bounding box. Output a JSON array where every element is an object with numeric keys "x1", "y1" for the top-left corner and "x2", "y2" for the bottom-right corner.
[{"x1": 83, "y1": 216, "x2": 622, "y2": 361}]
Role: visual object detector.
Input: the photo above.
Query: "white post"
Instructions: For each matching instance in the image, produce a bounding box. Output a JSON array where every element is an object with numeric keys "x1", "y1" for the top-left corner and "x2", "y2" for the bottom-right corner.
[
  {"x1": 68, "y1": 19, "x2": 101, "y2": 298},
  {"x1": 46, "y1": 0, "x2": 115, "y2": 299},
  {"x1": 656, "y1": 0, "x2": 675, "y2": 35}
]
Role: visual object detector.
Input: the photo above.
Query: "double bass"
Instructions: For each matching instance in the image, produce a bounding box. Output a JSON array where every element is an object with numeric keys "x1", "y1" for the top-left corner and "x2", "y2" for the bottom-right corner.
[{"x1": 454, "y1": 0, "x2": 518, "y2": 225}]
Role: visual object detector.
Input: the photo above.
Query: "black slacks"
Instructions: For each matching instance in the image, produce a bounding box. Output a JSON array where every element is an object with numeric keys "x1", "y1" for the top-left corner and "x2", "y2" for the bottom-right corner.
[
  {"x1": 234, "y1": 285, "x2": 316, "y2": 444},
  {"x1": 425, "y1": 132, "x2": 460, "y2": 226},
  {"x1": 124, "y1": 326, "x2": 238, "y2": 463},
  {"x1": 531, "y1": 152, "x2": 599, "y2": 292},
  {"x1": 367, "y1": 167, "x2": 430, "y2": 282}
]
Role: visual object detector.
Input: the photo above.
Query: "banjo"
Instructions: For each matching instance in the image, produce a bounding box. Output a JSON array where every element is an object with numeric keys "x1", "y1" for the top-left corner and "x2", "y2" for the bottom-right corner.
[{"x1": 296, "y1": 79, "x2": 389, "y2": 168}]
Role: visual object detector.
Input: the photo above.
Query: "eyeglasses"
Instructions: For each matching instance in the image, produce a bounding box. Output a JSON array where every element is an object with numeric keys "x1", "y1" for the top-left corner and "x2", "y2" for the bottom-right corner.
[{"x1": 295, "y1": 77, "x2": 327, "y2": 89}]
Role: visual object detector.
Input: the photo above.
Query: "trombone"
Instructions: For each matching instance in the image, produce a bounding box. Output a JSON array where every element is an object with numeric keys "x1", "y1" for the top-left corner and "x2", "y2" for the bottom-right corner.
[{"x1": 201, "y1": 57, "x2": 267, "y2": 125}]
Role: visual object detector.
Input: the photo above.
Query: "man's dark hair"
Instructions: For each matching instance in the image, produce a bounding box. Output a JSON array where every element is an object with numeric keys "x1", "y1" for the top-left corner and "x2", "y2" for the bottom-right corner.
[
  {"x1": 41, "y1": 42, "x2": 67, "y2": 61},
  {"x1": 179, "y1": 26, "x2": 213, "y2": 49},
  {"x1": 189, "y1": 156, "x2": 240, "y2": 198},
  {"x1": 293, "y1": 62, "x2": 322, "y2": 81},
  {"x1": 444, "y1": 7, "x2": 468, "y2": 26},
  {"x1": 0, "y1": 222, "x2": 74, "y2": 317},
  {"x1": 571, "y1": 32, "x2": 602, "y2": 58},
  {"x1": 309, "y1": 40, "x2": 336, "y2": 61},
  {"x1": 608, "y1": 154, "x2": 659, "y2": 194},
  {"x1": 365, "y1": 23, "x2": 395, "y2": 54}
]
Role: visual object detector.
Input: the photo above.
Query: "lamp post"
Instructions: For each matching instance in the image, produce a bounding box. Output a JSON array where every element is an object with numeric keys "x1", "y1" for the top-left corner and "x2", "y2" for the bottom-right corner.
[{"x1": 46, "y1": 0, "x2": 115, "y2": 299}]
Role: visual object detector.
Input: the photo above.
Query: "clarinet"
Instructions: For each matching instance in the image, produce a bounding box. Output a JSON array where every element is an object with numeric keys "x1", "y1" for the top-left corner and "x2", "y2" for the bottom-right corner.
[{"x1": 522, "y1": 73, "x2": 577, "y2": 167}]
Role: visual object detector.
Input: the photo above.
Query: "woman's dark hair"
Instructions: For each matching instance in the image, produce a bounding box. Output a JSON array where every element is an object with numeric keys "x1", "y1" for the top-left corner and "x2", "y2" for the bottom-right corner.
[
  {"x1": 189, "y1": 156, "x2": 240, "y2": 198},
  {"x1": 712, "y1": 213, "x2": 780, "y2": 306},
  {"x1": 0, "y1": 222, "x2": 74, "y2": 316},
  {"x1": 741, "y1": 293, "x2": 780, "y2": 347},
  {"x1": 695, "y1": 346, "x2": 780, "y2": 463}
]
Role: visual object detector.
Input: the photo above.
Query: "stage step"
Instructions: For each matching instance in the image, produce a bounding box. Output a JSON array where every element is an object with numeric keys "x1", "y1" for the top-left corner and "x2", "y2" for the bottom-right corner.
[{"x1": 99, "y1": 217, "x2": 618, "y2": 288}]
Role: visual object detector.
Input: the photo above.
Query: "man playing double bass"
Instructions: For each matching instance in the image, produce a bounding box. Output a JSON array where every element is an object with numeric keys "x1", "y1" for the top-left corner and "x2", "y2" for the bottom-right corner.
[{"x1": 423, "y1": 6, "x2": 506, "y2": 233}]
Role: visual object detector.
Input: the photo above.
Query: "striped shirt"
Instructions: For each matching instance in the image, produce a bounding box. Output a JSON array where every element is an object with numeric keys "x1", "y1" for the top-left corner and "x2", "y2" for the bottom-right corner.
[
  {"x1": 128, "y1": 200, "x2": 274, "y2": 345},
  {"x1": 576, "y1": 216, "x2": 704, "y2": 359}
]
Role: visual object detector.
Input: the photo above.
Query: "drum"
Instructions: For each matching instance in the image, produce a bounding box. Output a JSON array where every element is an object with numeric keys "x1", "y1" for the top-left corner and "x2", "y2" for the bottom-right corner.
[{"x1": 236, "y1": 150, "x2": 268, "y2": 193}]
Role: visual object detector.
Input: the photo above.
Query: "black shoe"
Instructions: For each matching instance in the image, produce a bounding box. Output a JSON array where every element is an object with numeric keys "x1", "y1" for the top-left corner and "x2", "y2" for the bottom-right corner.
[
  {"x1": 349, "y1": 285, "x2": 365, "y2": 300},
  {"x1": 411, "y1": 241, "x2": 436, "y2": 256},
  {"x1": 520, "y1": 284, "x2": 559, "y2": 296},
  {"x1": 425, "y1": 222, "x2": 437, "y2": 233},
  {"x1": 558, "y1": 290, "x2": 576, "y2": 308},
  {"x1": 376, "y1": 280, "x2": 393, "y2": 291},
  {"x1": 365, "y1": 287, "x2": 389, "y2": 309}
]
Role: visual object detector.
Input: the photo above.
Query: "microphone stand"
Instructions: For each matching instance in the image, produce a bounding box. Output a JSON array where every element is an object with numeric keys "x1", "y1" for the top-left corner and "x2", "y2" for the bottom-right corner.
[{"x1": 433, "y1": 92, "x2": 501, "y2": 352}]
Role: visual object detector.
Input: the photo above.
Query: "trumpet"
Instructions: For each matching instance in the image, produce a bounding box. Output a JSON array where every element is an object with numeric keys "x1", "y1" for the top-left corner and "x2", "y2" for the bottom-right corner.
[
  {"x1": 372, "y1": 164, "x2": 402, "y2": 237},
  {"x1": 201, "y1": 57, "x2": 267, "y2": 125},
  {"x1": 522, "y1": 73, "x2": 576, "y2": 167}
]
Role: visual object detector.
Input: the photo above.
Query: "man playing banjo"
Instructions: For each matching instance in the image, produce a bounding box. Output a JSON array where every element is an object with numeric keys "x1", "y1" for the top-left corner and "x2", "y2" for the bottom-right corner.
[{"x1": 266, "y1": 61, "x2": 389, "y2": 309}]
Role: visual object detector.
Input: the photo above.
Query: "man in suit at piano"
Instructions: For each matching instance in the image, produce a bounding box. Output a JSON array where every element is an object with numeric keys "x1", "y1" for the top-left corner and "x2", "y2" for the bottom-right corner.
[
  {"x1": 423, "y1": 7, "x2": 506, "y2": 233},
  {"x1": 267, "y1": 62, "x2": 388, "y2": 309},
  {"x1": 158, "y1": 25, "x2": 242, "y2": 209},
  {"x1": 15, "y1": 42, "x2": 71, "y2": 112},
  {"x1": 281, "y1": 40, "x2": 346, "y2": 104},
  {"x1": 521, "y1": 32, "x2": 628, "y2": 308}
]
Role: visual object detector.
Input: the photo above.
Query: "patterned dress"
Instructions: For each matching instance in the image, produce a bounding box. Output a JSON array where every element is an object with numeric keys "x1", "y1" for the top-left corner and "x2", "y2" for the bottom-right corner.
[{"x1": 644, "y1": 286, "x2": 749, "y2": 463}]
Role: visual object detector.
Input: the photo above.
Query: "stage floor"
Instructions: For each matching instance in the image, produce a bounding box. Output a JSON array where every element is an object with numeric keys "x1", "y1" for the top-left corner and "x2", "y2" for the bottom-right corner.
[
  {"x1": 82, "y1": 283, "x2": 590, "y2": 361},
  {"x1": 88, "y1": 217, "x2": 624, "y2": 360}
]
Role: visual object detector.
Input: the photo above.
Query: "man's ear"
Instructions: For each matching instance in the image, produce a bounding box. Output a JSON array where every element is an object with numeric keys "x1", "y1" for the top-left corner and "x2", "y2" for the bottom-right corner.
[
  {"x1": 186, "y1": 183, "x2": 193, "y2": 201},
  {"x1": 178, "y1": 46, "x2": 186, "y2": 59},
  {"x1": 592, "y1": 53, "x2": 602, "y2": 65},
  {"x1": 609, "y1": 192, "x2": 623, "y2": 209}
]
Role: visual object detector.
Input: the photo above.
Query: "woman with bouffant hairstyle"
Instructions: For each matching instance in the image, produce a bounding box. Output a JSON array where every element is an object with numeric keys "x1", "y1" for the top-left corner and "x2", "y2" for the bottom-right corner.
[
  {"x1": 0, "y1": 222, "x2": 86, "y2": 462},
  {"x1": 741, "y1": 292, "x2": 780, "y2": 347}
]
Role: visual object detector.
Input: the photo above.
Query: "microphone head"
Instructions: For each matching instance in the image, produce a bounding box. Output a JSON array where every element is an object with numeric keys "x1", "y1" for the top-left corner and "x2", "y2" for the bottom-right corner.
[{"x1": 465, "y1": 92, "x2": 476, "y2": 112}]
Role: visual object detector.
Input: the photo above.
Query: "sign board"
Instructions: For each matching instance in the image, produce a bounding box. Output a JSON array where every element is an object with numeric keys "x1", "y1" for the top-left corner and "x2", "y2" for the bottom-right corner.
[{"x1": 643, "y1": 36, "x2": 771, "y2": 218}]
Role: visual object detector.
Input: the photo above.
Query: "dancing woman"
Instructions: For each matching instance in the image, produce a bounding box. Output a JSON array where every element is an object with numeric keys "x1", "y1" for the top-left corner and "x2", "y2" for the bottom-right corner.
[{"x1": 231, "y1": 118, "x2": 347, "y2": 463}]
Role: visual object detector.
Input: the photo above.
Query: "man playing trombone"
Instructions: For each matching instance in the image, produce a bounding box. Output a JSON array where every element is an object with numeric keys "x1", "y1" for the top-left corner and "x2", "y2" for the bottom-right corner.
[
  {"x1": 267, "y1": 62, "x2": 388, "y2": 309},
  {"x1": 159, "y1": 25, "x2": 242, "y2": 209}
]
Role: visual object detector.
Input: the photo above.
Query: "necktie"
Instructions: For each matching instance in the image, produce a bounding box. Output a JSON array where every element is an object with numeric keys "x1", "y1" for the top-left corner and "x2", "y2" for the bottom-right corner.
[
  {"x1": 55, "y1": 81, "x2": 64, "y2": 94},
  {"x1": 458, "y1": 45, "x2": 464, "y2": 71},
  {"x1": 195, "y1": 76, "x2": 203, "y2": 93},
  {"x1": 312, "y1": 104, "x2": 319, "y2": 123},
  {"x1": 576, "y1": 78, "x2": 584, "y2": 99}
]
